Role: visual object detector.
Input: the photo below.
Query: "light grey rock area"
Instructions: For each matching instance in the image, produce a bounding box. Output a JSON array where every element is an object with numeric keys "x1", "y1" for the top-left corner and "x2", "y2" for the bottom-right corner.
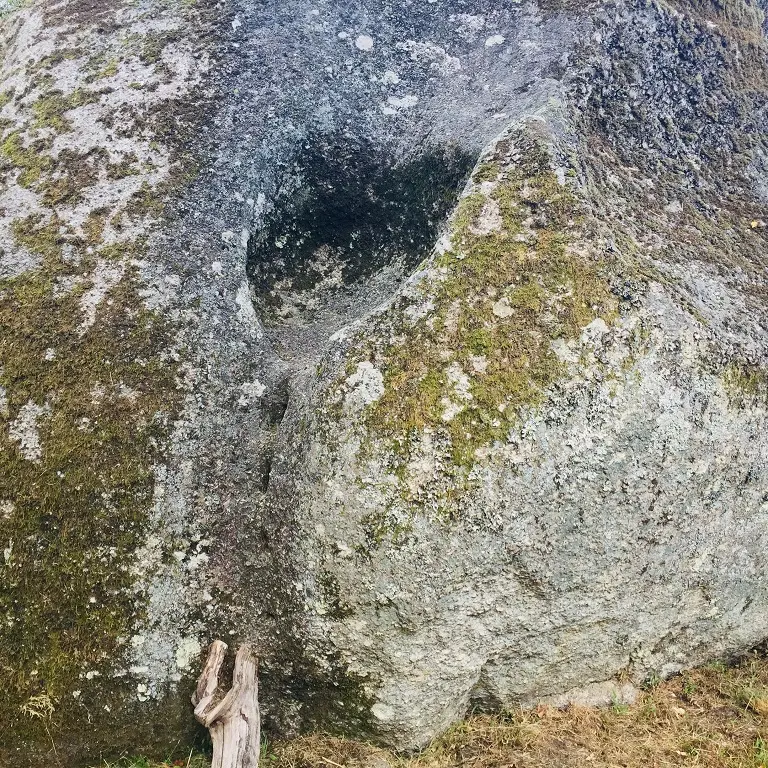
[{"x1": 1, "y1": 0, "x2": 768, "y2": 763}]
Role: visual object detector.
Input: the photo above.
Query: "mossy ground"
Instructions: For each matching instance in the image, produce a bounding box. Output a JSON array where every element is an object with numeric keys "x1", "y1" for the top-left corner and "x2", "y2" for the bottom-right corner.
[
  {"x1": 363, "y1": 133, "x2": 616, "y2": 468},
  {"x1": 105, "y1": 651, "x2": 768, "y2": 768}
]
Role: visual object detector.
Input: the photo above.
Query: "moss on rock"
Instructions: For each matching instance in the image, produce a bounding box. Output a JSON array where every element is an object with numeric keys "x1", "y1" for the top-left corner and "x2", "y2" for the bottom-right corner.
[
  {"x1": 362, "y1": 132, "x2": 617, "y2": 468},
  {"x1": 31, "y1": 88, "x2": 99, "y2": 133},
  {"x1": 0, "y1": 211, "x2": 183, "y2": 750},
  {"x1": 1, "y1": 132, "x2": 54, "y2": 188},
  {"x1": 722, "y1": 362, "x2": 768, "y2": 406}
]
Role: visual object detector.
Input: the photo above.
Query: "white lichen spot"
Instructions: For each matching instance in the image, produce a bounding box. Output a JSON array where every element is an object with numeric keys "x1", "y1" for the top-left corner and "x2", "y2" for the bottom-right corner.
[
  {"x1": 235, "y1": 282, "x2": 264, "y2": 339},
  {"x1": 8, "y1": 401, "x2": 48, "y2": 462},
  {"x1": 238, "y1": 380, "x2": 267, "y2": 407},
  {"x1": 117, "y1": 383, "x2": 139, "y2": 403},
  {"x1": 44, "y1": 348, "x2": 56, "y2": 361},
  {"x1": 404, "y1": 298, "x2": 435, "y2": 324},
  {"x1": 485, "y1": 34, "x2": 505, "y2": 47},
  {"x1": 492, "y1": 297, "x2": 514, "y2": 318},
  {"x1": 435, "y1": 233, "x2": 453, "y2": 256},
  {"x1": 441, "y1": 362, "x2": 473, "y2": 422},
  {"x1": 336, "y1": 541, "x2": 353, "y2": 559},
  {"x1": 355, "y1": 34, "x2": 374, "y2": 51},
  {"x1": 329, "y1": 327, "x2": 349, "y2": 343},
  {"x1": 344, "y1": 362, "x2": 385, "y2": 412},
  {"x1": 469, "y1": 355, "x2": 489, "y2": 374},
  {"x1": 581, "y1": 317, "x2": 610, "y2": 347},
  {"x1": 90, "y1": 384, "x2": 106, "y2": 405},
  {"x1": 382, "y1": 69, "x2": 401, "y2": 84},
  {"x1": 550, "y1": 337, "x2": 579, "y2": 364},
  {"x1": 440, "y1": 399, "x2": 462, "y2": 422},
  {"x1": 175, "y1": 636, "x2": 202, "y2": 671},
  {"x1": 395, "y1": 40, "x2": 461, "y2": 75},
  {"x1": 187, "y1": 552, "x2": 209, "y2": 570},
  {"x1": 372, "y1": 702, "x2": 395, "y2": 721},
  {"x1": 469, "y1": 198, "x2": 503, "y2": 235},
  {"x1": 387, "y1": 94, "x2": 419, "y2": 109},
  {"x1": 79, "y1": 261, "x2": 124, "y2": 335},
  {"x1": 450, "y1": 13, "x2": 486, "y2": 41}
]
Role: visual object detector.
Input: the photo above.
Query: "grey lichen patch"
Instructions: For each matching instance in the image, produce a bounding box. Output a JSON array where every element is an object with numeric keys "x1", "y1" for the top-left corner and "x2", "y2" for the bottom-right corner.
[
  {"x1": 0, "y1": 0, "x2": 25, "y2": 18},
  {"x1": 359, "y1": 129, "x2": 618, "y2": 469}
]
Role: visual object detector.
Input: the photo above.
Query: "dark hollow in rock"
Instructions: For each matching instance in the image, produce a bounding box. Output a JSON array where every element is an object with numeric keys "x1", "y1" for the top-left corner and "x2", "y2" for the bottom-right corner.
[{"x1": 246, "y1": 132, "x2": 475, "y2": 325}]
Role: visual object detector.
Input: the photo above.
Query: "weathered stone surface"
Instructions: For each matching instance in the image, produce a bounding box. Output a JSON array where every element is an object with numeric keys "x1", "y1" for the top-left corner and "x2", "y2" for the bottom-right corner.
[
  {"x1": 263, "y1": 0, "x2": 768, "y2": 750},
  {"x1": 2, "y1": 0, "x2": 768, "y2": 763}
]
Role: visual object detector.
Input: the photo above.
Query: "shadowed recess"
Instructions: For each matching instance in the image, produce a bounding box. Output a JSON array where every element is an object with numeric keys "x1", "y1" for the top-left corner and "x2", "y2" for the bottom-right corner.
[{"x1": 246, "y1": 133, "x2": 475, "y2": 325}]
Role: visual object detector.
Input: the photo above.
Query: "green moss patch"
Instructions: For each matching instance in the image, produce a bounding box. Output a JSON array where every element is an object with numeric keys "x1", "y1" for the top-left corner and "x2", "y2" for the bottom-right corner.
[
  {"x1": 722, "y1": 363, "x2": 768, "y2": 407},
  {"x1": 1, "y1": 132, "x2": 54, "y2": 188},
  {"x1": 32, "y1": 88, "x2": 99, "y2": 133},
  {"x1": 1, "y1": 85, "x2": 104, "y2": 204},
  {"x1": 363, "y1": 133, "x2": 617, "y2": 468}
]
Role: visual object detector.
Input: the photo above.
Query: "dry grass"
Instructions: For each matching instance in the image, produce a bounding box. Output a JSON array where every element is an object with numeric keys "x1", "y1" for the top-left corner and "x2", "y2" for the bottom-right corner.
[
  {"x1": 270, "y1": 653, "x2": 768, "y2": 768},
  {"x1": 101, "y1": 652, "x2": 768, "y2": 768}
]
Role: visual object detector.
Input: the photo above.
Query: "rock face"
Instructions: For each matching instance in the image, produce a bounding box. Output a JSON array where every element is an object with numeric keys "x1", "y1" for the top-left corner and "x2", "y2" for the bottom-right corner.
[{"x1": 2, "y1": 0, "x2": 768, "y2": 763}]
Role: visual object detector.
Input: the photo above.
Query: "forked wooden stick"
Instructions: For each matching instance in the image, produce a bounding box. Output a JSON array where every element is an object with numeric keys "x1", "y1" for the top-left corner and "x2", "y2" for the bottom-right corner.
[{"x1": 192, "y1": 640, "x2": 261, "y2": 768}]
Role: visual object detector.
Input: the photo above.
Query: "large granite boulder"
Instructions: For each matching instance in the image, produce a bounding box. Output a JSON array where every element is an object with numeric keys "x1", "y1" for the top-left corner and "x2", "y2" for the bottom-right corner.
[{"x1": 2, "y1": 0, "x2": 768, "y2": 763}]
